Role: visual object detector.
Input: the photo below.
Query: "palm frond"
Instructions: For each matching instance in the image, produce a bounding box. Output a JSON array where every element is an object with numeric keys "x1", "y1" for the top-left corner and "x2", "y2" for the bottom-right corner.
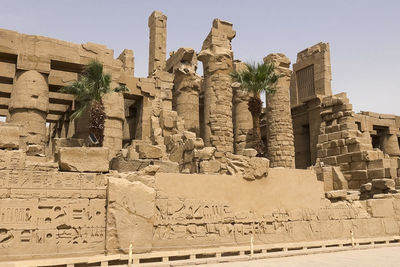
[
  {"x1": 113, "y1": 84, "x2": 129, "y2": 93},
  {"x1": 231, "y1": 61, "x2": 280, "y2": 96},
  {"x1": 69, "y1": 101, "x2": 90, "y2": 121},
  {"x1": 61, "y1": 60, "x2": 116, "y2": 120}
]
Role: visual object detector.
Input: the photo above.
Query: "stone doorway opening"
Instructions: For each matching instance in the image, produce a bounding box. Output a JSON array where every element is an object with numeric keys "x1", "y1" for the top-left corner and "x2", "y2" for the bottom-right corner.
[{"x1": 123, "y1": 94, "x2": 143, "y2": 147}]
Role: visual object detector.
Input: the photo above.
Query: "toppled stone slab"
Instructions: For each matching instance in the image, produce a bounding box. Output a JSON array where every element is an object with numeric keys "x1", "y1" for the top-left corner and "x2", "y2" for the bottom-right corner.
[
  {"x1": 325, "y1": 190, "x2": 347, "y2": 200},
  {"x1": 194, "y1": 147, "x2": 216, "y2": 160},
  {"x1": 26, "y1": 144, "x2": 43, "y2": 156},
  {"x1": 372, "y1": 178, "x2": 395, "y2": 191},
  {"x1": 200, "y1": 160, "x2": 221, "y2": 174},
  {"x1": 242, "y1": 148, "x2": 257, "y2": 157},
  {"x1": 0, "y1": 125, "x2": 19, "y2": 149},
  {"x1": 58, "y1": 147, "x2": 109, "y2": 172},
  {"x1": 137, "y1": 144, "x2": 163, "y2": 159},
  {"x1": 111, "y1": 157, "x2": 179, "y2": 173},
  {"x1": 226, "y1": 153, "x2": 269, "y2": 180},
  {"x1": 360, "y1": 183, "x2": 372, "y2": 193}
]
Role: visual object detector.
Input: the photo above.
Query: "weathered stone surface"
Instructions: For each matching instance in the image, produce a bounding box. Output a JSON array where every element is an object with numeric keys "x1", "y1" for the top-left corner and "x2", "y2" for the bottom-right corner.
[
  {"x1": 198, "y1": 19, "x2": 235, "y2": 157},
  {"x1": 367, "y1": 198, "x2": 395, "y2": 218},
  {"x1": 248, "y1": 157, "x2": 269, "y2": 179},
  {"x1": 325, "y1": 190, "x2": 347, "y2": 200},
  {"x1": 26, "y1": 144, "x2": 43, "y2": 156},
  {"x1": 264, "y1": 53, "x2": 295, "y2": 168},
  {"x1": 166, "y1": 48, "x2": 201, "y2": 135},
  {"x1": 111, "y1": 157, "x2": 179, "y2": 173},
  {"x1": 160, "y1": 110, "x2": 177, "y2": 129},
  {"x1": 107, "y1": 177, "x2": 155, "y2": 253},
  {"x1": 360, "y1": 183, "x2": 372, "y2": 193},
  {"x1": 242, "y1": 148, "x2": 257, "y2": 157},
  {"x1": 333, "y1": 167, "x2": 348, "y2": 190},
  {"x1": 372, "y1": 178, "x2": 395, "y2": 191},
  {"x1": 137, "y1": 144, "x2": 163, "y2": 159},
  {"x1": 9, "y1": 70, "x2": 49, "y2": 147},
  {"x1": 194, "y1": 147, "x2": 216, "y2": 160},
  {"x1": 0, "y1": 125, "x2": 19, "y2": 149},
  {"x1": 148, "y1": 11, "x2": 167, "y2": 76},
  {"x1": 58, "y1": 147, "x2": 109, "y2": 172},
  {"x1": 226, "y1": 153, "x2": 269, "y2": 180},
  {"x1": 199, "y1": 160, "x2": 221, "y2": 174},
  {"x1": 232, "y1": 61, "x2": 253, "y2": 155}
]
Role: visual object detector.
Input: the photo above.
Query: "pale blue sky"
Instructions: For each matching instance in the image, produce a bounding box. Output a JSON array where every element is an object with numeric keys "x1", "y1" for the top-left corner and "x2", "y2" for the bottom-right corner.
[{"x1": 1, "y1": 0, "x2": 399, "y2": 114}]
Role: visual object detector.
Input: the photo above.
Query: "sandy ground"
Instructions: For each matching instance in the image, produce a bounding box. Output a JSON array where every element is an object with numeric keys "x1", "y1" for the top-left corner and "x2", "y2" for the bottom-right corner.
[{"x1": 189, "y1": 246, "x2": 400, "y2": 267}]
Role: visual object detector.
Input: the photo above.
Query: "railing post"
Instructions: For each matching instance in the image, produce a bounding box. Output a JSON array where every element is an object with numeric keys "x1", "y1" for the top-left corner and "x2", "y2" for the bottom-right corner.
[
  {"x1": 250, "y1": 235, "x2": 254, "y2": 258},
  {"x1": 128, "y1": 242, "x2": 133, "y2": 267}
]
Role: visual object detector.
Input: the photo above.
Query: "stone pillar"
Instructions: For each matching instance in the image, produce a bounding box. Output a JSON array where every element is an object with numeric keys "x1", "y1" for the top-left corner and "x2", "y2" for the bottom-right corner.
[
  {"x1": 198, "y1": 19, "x2": 236, "y2": 158},
  {"x1": 166, "y1": 48, "x2": 201, "y2": 135},
  {"x1": 9, "y1": 70, "x2": 49, "y2": 149},
  {"x1": 381, "y1": 134, "x2": 400, "y2": 156},
  {"x1": 264, "y1": 54, "x2": 295, "y2": 168},
  {"x1": 232, "y1": 61, "x2": 253, "y2": 155},
  {"x1": 103, "y1": 91, "x2": 124, "y2": 160},
  {"x1": 118, "y1": 49, "x2": 135, "y2": 76},
  {"x1": 148, "y1": 11, "x2": 167, "y2": 76}
]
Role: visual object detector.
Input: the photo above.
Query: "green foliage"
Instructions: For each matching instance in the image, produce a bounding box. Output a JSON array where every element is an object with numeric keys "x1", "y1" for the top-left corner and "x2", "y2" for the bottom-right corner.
[
  {"x1": 61, "y1": 60, "x2": 128, "y2": 120},
  {"x1": 231, "y1": 62, "x2": 280, "y2": 97}
]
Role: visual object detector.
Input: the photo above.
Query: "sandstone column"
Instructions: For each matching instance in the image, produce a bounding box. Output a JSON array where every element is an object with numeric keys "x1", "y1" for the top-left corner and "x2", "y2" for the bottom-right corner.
[
  {"x1": 198, "y1": 19, "x2": 236, "y2": 158},
  {"x1": 148, "y1": 11, "x2": 167, "y2": 76},
  {"x1": 9, "y1": 70, "x2": 49, "y2": 149},
  {"x1": 166, "y1": 48, "x2": 201, "y2": 135},
  {"x1": 232, "y1": 61, "x2": 253, "y2": 155},
  {"x1": 264, "y1": 54, "x2": 295, "y2": 168},
  {"x1": 380, "y1": 134, "x2": 400, "y2": 156},
  {"x1": 103, "y1": 91, "x2": 125, "y2": 160}
]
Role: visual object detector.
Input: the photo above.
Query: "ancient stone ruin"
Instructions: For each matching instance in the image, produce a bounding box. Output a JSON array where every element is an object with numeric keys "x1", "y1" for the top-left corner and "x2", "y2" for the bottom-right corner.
[{"x1": 0, "y1": 10, "x2": 399, "y2": 265}]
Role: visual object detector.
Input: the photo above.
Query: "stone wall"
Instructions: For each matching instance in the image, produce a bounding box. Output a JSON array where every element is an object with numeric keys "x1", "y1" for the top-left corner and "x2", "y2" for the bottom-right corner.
[
  {"x1": 0, "y1": 149, "x2": 107, "y2": 261},
  {"x1": 355, "y1": 111, "x2": 400, "y2": 157},
  {"x1": 0, "y1": 27, "x2": 155, "y2": 160},
  {"x1": 316, "y1": 93, "x2": 399, "y2": 189},
  {"x1": 150, "y1": 170, "x2": 400, "y2": 250}
]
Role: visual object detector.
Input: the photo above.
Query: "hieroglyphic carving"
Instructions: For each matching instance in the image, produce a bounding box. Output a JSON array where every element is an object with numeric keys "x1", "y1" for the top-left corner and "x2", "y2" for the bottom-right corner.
[
  {"x1": 0, "y1": 169, "x2": 106, "y2": 198},
  {"x1": 153, "y1": 198, "x2": 372, "y2": 242},
  {"x1": 296, "y1": 64, "x2": 315, "y2": 100},
  {"x1": 0, "y1": 199, "x2": 105, "y2": 251},
  {"x1": 0, "y1": 148, "x2": 107, "y2": 259}
]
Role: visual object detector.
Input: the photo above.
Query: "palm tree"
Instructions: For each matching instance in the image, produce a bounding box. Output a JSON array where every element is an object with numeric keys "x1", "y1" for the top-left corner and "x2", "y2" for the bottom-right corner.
[
  {"x1": 62, "y1": 60, "x2": 127, "y2": 146},
  {"x1": 231, "y1": 62, "x2": 280, "y2": 155}
]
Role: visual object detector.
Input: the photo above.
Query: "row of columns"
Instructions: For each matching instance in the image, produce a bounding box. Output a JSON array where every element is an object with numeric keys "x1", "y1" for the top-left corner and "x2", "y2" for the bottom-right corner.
[{"x1": 161, "y1": 13, "x2": 295, "y2": 167}]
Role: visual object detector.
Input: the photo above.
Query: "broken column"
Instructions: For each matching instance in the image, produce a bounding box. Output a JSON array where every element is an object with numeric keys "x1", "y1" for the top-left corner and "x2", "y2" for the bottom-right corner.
[
  {"x1": 146, "y1": 11, "x2": 174, "y2": 158},
  {"x1": 9, "y1": 70, "x2": 49, "y2": 149},
  {"x1": 232, "y1": 60, "x2": 253, "y2": 155},
  {"x1": 166, "y1": 48, "x2": 201, "y2": 135},
  {"x1": 148, "y1": 11, "x2": 167, "y2": 76},
  {"x1": 264, "y1": 54, "x2": 295, "y2": 168},
  {"x1": 198, "y1": 19, "x2": 236, "y2": 158}
]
